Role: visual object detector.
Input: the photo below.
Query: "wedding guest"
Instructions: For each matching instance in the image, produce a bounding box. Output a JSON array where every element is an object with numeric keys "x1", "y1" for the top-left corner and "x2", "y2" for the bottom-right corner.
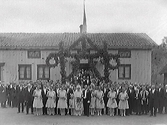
[
  {"x1": 69, "y1": 88, "x2": 75, "y2": 116},
  {"x1": 46, "y1": 86, "x2": 56, "y2": 115},
  {"x1": 33, "y1": 85, "x2": 43, "y2": 116},
  {"x1": 107, "y1": 86, "x2": 117, "y2": 116},
  {"x1": 134, "y1": 87, "x2": 141, "y2": 115},
  {"x1": 74, "y1": 85, "x2": 83, "y2": 116},
  {"x1": 140, "y1": 85, "x2": 149, "y2": 115},
  {"x1": 149, "y1": 84, "x2": 159, "y2": 117},
  {"x1": 17, "y1": 84, "x2": 25, "y2": 113},
  {"x1": 95, "y1": 86, "x2": 104, "y2": 116},
  {"x1": 118, "y1": 87, "x2": 129, "y2": 117},
  {"x1": 164, "y1": 85, "x2": 167, "y2": 114},
  {"x1": 90, "y1": 85, "x2": 96, "y2": 116},
  {"x1": 57, "y1": 85, "x2": 67, "y2": 115},
  {"x1": 157, "y1": 84, "x2": 164, "y2": 114},
  {"x1": 41, "y1": 83, "x2": 48, "y2": 115},
  {"x1": 25, "y1": 84, "x2": 34, "y2": 114}
]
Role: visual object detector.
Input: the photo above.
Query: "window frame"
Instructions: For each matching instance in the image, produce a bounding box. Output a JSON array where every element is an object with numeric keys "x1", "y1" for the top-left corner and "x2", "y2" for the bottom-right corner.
[
  {"x1": 37, "y1": 65, "x2": 50, "y2": 80},
  {"x1": 18, "y1": 64, "x2": 32, "y2": 80},
  {"x1": 118, "y1": 64, "x2": 131, "y2": 80},
  {"x1": 27, "y1": 50, "x2": 41, "y2": 59},
  {"x1": 118, "y1": 49, "x2": 131, "y2": 58}
]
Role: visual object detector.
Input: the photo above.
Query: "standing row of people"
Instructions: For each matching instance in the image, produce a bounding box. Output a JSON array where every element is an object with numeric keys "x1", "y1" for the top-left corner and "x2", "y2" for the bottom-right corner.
[{"x1": 1, "y1": 80, "x2": 167, "y2": 117}]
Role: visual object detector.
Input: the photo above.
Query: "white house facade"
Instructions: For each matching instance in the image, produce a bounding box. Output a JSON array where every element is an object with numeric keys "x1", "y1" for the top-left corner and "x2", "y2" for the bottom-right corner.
[{"x1": 0, "y1": 33, "x2": 156, "y2": 85}]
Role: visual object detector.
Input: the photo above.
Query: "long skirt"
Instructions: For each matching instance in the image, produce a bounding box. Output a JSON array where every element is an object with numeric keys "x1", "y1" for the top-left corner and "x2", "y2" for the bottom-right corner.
[
  {"x1": 57, "y1": 98, "x2": 67, "y2": 109},
  {"x1": 46, "y1": 98, "x2": 56, "y2": 108},
  {"x1": 90, "y1": 97, "x2": 96, "y2": 109},
  {"x1": 69, "y1": 98, "x2": 75, "y2": 109},
  {"x1": 118, "y1": 100, "x2": 129, "y2": 110},
  {"x1": 74, "y1": 98, "x2": 82, "y2": 111},
  {"x1": 96, "y1": 99, "x2": 104, "y2": 109},
  {"x1": 107, "y1": 99, "x2": 117, "y2": 108},
  {"x1": 33, "y1": 97, "x2": 43, "y2": 108}
]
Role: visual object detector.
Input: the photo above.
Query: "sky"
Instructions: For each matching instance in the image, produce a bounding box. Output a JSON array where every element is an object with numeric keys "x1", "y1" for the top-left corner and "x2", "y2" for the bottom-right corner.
[{"x1": 0, "y1": 0, "x2": 167, "y2": 45}]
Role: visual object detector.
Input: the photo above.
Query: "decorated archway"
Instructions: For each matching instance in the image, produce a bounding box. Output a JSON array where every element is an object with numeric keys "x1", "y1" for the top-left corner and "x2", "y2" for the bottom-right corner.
[{"x1": 46, "y1": 34, "x2": 121, "y2": 84}]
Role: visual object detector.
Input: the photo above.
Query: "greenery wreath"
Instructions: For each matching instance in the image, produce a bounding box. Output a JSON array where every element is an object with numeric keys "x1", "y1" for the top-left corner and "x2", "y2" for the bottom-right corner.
[
  {"x1": 108, "y1": 54, "x2": 120, "y2": 70},
  {"x1": 46, "y1": 53, "x2": 59, "y2": 67}
]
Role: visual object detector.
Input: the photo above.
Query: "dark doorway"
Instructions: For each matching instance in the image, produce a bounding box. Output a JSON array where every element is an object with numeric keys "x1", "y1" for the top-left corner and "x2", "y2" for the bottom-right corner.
[{"x1": 79, "y1": 63, "x2": 90, "y2": 70}]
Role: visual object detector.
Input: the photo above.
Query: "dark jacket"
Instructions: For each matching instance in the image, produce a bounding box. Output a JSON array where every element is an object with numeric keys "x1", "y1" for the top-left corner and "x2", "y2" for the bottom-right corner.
[
  {"x1": 17, "y1": 87, "x2": 25, "y2": 103},
  {"x1": 25, "y1": 87, "x2": 34, "y2": 103},
  {"x1": 148, "y1": 89, "x2": 159, "y2": 108}
]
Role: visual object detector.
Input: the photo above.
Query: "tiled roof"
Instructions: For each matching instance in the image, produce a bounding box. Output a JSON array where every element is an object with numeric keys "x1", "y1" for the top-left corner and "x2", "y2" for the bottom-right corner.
[{"x1": 0, "y1": 33, "x2": 157, "y2": 50}]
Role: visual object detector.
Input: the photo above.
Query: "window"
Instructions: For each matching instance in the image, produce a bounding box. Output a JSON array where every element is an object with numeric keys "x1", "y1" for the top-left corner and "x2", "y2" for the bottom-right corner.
[
  {"x1": 118, "y1": 64, "x2": 131, "y2": 79},
  {"x1": 37, "y1": 65, "x2": 50, "y2": 80},
  {"x1": 18, "y1": 65, "x2": 32, "y2": 80},
  {"x1": 27, "y1": 50, "x2": 41, "y2": 58},
  {"x1": 118, "y1": 50, "x2": 131, "y2": 58},
  {"x1": 0, "y1": 63, "x2": 5, "y2": 81}
]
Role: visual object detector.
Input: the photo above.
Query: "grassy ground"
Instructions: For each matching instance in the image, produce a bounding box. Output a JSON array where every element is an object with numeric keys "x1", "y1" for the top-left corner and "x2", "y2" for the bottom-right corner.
[{"x1": 0, "y1": 108, "x2": 167, "y2": 125}]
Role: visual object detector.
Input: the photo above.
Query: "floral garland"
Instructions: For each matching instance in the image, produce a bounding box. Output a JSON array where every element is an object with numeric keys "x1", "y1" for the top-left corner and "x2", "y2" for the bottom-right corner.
[
  {"x1": 108, "y1": 54, "x2": 120, "y2": 70},
  {"x1": 46, "y1": 53, "x2": 59, "y2": 67}
]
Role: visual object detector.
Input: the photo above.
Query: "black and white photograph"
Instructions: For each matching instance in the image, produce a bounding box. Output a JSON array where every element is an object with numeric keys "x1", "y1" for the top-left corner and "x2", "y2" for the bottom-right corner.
[{"x1": 0, "y1": 0, "x2": 167, "y2": 125}]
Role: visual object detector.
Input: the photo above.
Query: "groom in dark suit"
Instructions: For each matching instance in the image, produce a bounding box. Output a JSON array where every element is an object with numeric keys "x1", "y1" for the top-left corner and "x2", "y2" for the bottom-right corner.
[
  {"x1": 25, "y1": 84, "x2": 34, "y2": 114},
  {"x1": 41, "y1": 84, "x2": 48, "y2": 115},
  {"x1": 149, "y1": 84, "x2": 159, "y2": 117},
  {"x1": 83, "y1": 85, "x2": 91, "y2": 116}
]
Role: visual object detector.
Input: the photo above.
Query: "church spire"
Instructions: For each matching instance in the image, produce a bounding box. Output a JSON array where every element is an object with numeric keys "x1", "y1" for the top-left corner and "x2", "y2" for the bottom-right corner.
[{"x1": 80, "y1": 0, "x2": 87, "y2": 33}]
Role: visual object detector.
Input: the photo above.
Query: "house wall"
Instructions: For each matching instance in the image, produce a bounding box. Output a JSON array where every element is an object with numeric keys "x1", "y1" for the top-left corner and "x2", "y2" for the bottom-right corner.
[
  {"x1": 108, "y1": 50, "x2": 151, "y2": 84},
  {"x1": 0, "y1": 50, "x2": 61, "y2": 83},
  {"x1": 0, "y1": 49, "x2": 151, "y2": 85}
]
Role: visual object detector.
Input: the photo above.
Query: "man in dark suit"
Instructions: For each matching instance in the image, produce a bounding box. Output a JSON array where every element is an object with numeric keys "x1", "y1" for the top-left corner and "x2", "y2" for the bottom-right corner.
[
  {"x1": 54, "y1": 84, "x2": 60, "y2": 115},
  {"x1": 0, "y1": 83, "x2": 7, "y2": 108},
  {"x1": 157, "y1": 84, "x2": 164, "y2": 114},
  {"x1": 25, "y1": 84, "x2": 34, "y2": 114},
  {"x1": 41, "y1": 84, "x2": 48, "y2": 115},
  {"x1": 103, "y1": 83, "x2": 109, "y2": 115},
  {"x1": 115, "y1": 85, "x2": 121, "y2": 116},
  {"x1": 164, "y1": 85, "x2": 167, "y2": 114},
  {"x1": 6, "y1": 84, "x2": 12, "y2": 107},
  {"x1": 148, "y1": 84, "x2": 159, "y2": 117},
  {"x1": 134, "y1": 87, "x2": 142, "y2": 115},
  {"x1": 140, "y1": 85, "x2": 149, "y2": 115},
  {"x1": 83, "y1": 85, "x2": 91, "y2": 116},
  {"x1": 66, "y1": 84, "x2": 73, "y2": 115},
  {"x1": 17, "y1": 84, "x2": 25, "y2": 113},
  {"x1": 127, "y1": 85, "x2": 135, "y2": 115}
]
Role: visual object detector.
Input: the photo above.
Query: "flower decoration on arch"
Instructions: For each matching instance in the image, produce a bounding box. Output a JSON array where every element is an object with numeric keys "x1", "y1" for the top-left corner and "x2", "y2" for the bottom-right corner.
[
  {"x1": 46, "y1": 53, "x2": 59, "y2": 68},
  {"x1": 108, "y1": 54, "x2": 120, "y2": 70}
]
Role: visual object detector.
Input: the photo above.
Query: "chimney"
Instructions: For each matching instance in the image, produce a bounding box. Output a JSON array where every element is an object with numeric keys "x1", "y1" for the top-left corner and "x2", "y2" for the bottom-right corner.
[
  {"x1": 80, "y1": 25, "x2": 83, "y2": 33},
  {"x1": 161, "y1": 37, "x2": 167, "y2": 47}
]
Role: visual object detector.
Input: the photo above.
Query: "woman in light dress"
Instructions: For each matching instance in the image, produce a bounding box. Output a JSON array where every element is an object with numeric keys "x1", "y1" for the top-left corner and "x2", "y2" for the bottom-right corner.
[
  {"x1": 90, "y1": 85, "x2": 96, "y2": 116},
  {"x1": 57, "y1": 85, "x2": 67, "y2": 115},
  {"x1": 74, "y1": 85, "x2": 83, "y2": 116},
  {"x1": 107, "y1": 86, "x2": 117, "y2": 116},
  {"x1": 95, "y1": 86, "x2": 104, "y2": 116},
  {"x1": 33, "y1": 85, "x2": 43, "y2": 116},
  {"x1": 118, "y1": 87, "x2": 129, "y2": 117},
  {"x1": 46, "y1": 86, "x2": 56, "y2": 115}
]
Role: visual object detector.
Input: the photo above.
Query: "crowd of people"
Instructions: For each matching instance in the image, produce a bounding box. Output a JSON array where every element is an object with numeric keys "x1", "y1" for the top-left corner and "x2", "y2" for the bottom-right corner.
[{"x1": 0, "y1": 69, "x2": 167, "y2": 117}]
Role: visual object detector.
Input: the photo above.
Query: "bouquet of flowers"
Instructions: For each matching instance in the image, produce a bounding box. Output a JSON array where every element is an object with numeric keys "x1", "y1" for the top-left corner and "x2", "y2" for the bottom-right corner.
[
  {"x1": 76, "y1": 97, "x2": 81, "y2": 103},
  {"x1": 100, "y1": 98, "x2": 103, "y2": 104},
  {"x1": 61, "y1": 97, "x2": 66, "y2": 100}
]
